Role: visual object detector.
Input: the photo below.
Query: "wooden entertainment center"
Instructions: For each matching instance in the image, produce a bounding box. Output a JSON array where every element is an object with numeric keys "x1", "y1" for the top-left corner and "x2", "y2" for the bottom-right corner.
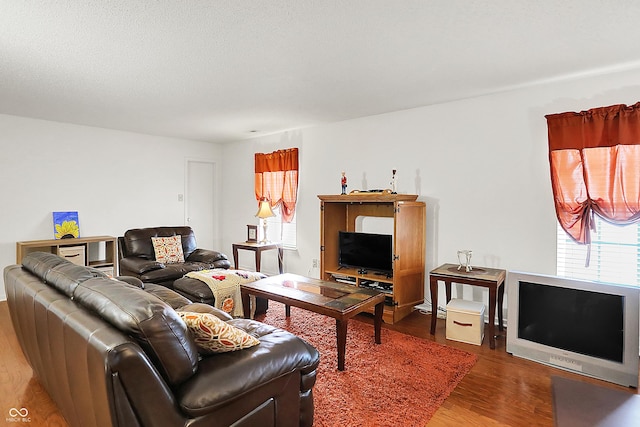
[{"x1": 318, "y1": 193, "x2": 426, "y2": 324}]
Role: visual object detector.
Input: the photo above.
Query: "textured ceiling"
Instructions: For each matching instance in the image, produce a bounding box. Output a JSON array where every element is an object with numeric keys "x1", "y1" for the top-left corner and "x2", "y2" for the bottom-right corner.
[{"x1": 2, "y1": 1, "x2": 640, "y2": 143}]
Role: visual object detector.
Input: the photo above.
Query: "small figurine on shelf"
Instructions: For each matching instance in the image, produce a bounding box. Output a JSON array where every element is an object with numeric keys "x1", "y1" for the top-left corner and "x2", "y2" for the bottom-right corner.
[
  {"x1": 390, "y1": 169, "x2": 397, "y2": 194},
  {"x1": 341, "y1": 171, "x2": 347, "y2": 195}
]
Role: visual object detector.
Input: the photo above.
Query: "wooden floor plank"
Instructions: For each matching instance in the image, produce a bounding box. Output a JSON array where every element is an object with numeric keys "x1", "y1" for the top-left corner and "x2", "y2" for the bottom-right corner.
[{"x1": 1, "y1": 300, "x2": 67, "y2": 426}]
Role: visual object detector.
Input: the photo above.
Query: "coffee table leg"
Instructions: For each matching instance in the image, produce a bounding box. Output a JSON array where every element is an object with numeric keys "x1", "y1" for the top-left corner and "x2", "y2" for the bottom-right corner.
[
  {"x1": 336, "y1": 319, "x2": 347, "y2": 371},
  {"x1": 285, "y1": 305, "x2": 291, "y2": 317},
  {"x1": 374, "y1": 302, "x2": 383, "y2": 344}
]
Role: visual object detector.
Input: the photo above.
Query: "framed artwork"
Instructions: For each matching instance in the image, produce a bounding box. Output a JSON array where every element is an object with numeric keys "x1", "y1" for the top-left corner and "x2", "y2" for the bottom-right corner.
[
  {"x1": 246, "y1": 224, "x2": 258, "y2": 243},
  {"x1": 53, "y1": 211, "x2": 80, "y2": 239}
]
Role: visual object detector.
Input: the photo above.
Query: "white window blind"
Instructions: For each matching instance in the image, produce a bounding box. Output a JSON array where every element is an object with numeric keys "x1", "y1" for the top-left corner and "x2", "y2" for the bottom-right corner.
[
  {"x1": 265, "y1": 205, "x2": 297, "y2": 250},
  {"x1": 557, "y1": 217, "x2": 640, "y2": 286}
]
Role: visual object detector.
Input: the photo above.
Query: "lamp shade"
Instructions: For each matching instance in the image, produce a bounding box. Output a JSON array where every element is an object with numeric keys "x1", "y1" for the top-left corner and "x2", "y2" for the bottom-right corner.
[{"x1": 255, "y1": 199, "x2": 275, "y2": 219}]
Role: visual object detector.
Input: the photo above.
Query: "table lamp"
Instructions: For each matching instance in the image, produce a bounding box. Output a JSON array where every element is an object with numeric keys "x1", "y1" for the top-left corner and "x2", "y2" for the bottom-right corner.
[{"x1": 255, "y1": 198, "x2": 275, "y2": 243}]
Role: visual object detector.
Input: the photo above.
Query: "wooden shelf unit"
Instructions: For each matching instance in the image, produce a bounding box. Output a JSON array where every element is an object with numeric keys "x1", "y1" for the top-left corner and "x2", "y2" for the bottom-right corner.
[
  {"x1": 16, "y1": 235, "x2": 118, "y2": 275},
  {"x1": 318, "y1": 194, "x2": 426, "y2": 324}
]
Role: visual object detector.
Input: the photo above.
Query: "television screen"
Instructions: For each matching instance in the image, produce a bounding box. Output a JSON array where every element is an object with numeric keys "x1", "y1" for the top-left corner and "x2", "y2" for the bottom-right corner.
[
  {"x1": 518, "y1": 281, "x2": 624, "y2": 363},
  {"x1": 507, "y1": 271, "x2": 639, "y2": 387},
  {"x1": 338, "y1": 231, "x2": 392, "y2": 273}
]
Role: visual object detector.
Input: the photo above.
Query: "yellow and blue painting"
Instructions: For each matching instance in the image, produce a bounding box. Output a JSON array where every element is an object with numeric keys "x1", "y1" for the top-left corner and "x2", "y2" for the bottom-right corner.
[{"x1": 53, "y1": 211, "x2": 80, "y2": 239}]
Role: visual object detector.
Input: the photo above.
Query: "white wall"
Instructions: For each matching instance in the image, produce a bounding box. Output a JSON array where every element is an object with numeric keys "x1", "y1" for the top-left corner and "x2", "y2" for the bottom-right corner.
[
  {"x1": 220, "y1": 67, "x2": 640, "y2": 313},
  {"x1": 3, "y1": 67, "x2": 640, "y2": 310},
  {"x1": 0, "y1": 114, "x2": 221, "y2": 300}
]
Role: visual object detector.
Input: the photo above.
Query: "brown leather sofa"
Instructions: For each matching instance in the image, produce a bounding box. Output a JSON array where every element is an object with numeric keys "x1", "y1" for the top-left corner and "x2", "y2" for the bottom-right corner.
[
  {"x1": 118, "y1": 226, "x2": 231, "y2": 288},
  {"x1": 4, "y1": 252, "x2": 320, "y2": 427}
]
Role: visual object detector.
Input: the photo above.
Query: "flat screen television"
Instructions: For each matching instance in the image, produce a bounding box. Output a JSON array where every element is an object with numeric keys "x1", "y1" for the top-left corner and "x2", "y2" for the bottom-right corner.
[
  {"x1": 506, "y1": 271, "x2": 639, "y2": 387},
  {"x1": 338, "y1": 231, "x2": 393, "y2": 274}
]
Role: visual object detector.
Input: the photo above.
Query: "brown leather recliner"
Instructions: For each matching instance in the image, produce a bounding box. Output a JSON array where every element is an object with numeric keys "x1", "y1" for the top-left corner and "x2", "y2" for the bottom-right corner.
[
  {"x1": 5, "y1": 252, "x2": 319, "y2": 427},
  {"x1": 118, "y1": 226, "x2": 231, "y2": 288}
]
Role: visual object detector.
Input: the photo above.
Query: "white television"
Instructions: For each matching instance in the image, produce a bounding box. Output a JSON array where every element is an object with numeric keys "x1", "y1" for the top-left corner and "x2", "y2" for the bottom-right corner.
[{"x1": 507, "y1": 271, "x2": 640, "y2": 387}]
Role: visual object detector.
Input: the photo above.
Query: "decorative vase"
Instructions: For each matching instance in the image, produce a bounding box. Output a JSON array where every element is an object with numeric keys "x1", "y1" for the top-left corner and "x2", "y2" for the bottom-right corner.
[{"x1": 457, "y1": 250, "x2": 472, "y2": 272}]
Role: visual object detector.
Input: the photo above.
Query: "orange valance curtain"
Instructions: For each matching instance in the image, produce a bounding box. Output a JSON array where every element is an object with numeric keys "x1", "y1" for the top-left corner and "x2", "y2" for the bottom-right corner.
[
  {"x1": 546, "y1": 103, "x2": 640, "y2": 250},
  {"x1": 254, "y1": 148, "x2": 299, "y2": 223}
]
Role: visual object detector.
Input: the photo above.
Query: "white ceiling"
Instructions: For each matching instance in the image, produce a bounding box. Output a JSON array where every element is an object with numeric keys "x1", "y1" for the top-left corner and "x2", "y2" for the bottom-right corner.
[{"x1": 2, "y1": 1, "x2": 640, "y2": 143}]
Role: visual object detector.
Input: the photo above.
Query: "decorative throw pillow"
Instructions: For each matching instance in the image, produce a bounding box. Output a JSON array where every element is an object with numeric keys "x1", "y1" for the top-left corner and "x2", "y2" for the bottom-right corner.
[
  {"x1": 151, "y1": 235, "x2": 185, "y2": 264},
  {"x1": 177, "y1": 311, "x2": 260, "y2": 354}
]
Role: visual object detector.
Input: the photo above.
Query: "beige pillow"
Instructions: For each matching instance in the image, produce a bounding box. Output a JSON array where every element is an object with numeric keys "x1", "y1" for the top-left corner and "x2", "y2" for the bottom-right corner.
[
  {"x1": 177, "y1": 311, "x2": 260, "y2": 354},
  {"x1": 151, "y1": 235, "x2": 185, "y2": 264}
]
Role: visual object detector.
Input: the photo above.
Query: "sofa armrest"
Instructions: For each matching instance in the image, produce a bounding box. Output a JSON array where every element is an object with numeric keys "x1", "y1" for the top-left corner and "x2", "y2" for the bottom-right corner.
[
  {"x1": 108, "y1": 342, "x2": 186, "y2": 427},
  {"x1": 178, "y1": 321, "x2": 320, "y2": 420},
  {"x1": 116, "y1": 276, "x2": 144, "y2": 288},
  {"x1": 178, "y1": 302, "x2": 234, "y2": 321},
  {"x1": 211, "y1": 259, "x2": 232, "y2": 269},
  {"x1": 186, "y1": 248, "x2": 228, "y2": 263},
  {"x1": 120, "y1": 257, "x2": 164, "y2": 275}
]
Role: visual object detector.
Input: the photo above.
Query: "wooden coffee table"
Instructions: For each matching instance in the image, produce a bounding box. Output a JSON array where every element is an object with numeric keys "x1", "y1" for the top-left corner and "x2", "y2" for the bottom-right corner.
[{"x1": 241, "y1": 273, "x2": 385, "y2": 371}]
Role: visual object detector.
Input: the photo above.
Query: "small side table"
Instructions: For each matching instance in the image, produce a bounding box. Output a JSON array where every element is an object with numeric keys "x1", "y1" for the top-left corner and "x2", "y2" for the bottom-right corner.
[
  {"x1": 429, "y1": 263, "x2": 506, "y2": 349},
  {"x1": 232, "y1": 242, "x2": 283, "y2": 274}
]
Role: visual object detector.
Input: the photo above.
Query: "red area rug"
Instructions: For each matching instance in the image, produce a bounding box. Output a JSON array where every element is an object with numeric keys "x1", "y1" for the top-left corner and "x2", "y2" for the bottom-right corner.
[{"x1": 256, "y1": 303, "x2": 477, "y2": 427}]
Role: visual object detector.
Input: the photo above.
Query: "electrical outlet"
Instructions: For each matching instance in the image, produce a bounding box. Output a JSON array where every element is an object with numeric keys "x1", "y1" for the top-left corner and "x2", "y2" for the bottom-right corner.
[{"x1": 312, "y1": 259, "x2": 319, "y2": 268}]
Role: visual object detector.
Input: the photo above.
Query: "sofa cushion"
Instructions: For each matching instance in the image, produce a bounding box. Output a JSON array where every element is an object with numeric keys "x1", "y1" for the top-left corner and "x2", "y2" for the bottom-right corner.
[
  {"x1": 143, "y1": 282, "x2": 193, "y2": 309},
  {"x1": 22, "y1": 251, "x2": 67, "y2": 275},
  {"x1": 73, "y1": 277, "x2": 199, "y2": 386},
  {"x1": 119, "y1": 257, "x2": 165, "y2": 275},
  {"x1": 177, "y1": 320, "x2": 320, "y2": 416},
  {"x1": 177, "y1": 311, "x2": 260, "y2": 354},
  {"x1": 22, "y1": 252, "x2": 107, "y2": 297},
  {"x1": 152, "y1": 235, "x2": 185, "y2": 264},
  {"x1": 138, "y1": 262, "x2": 213, "y2": 285},
  {"x1": 123, "y1": 226, "x2": 198, "y2": 260}
]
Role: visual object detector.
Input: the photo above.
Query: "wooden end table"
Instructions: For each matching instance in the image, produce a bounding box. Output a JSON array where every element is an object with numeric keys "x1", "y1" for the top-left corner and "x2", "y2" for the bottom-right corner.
[
  {"x1": 429, "y1": 263, "x2": 506, "y2": 349},
  {"x1": 241, "y1": 273, "x2": 385, "y2": 371},
  {"x1": 232, "y1": 241, "x2": 283, "y2": 274}
]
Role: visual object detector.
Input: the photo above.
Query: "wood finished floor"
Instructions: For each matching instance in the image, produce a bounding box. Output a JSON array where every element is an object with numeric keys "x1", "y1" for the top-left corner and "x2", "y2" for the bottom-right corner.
[{"x1": 1, "y1": 300, "x2": 637, "y2": 426}]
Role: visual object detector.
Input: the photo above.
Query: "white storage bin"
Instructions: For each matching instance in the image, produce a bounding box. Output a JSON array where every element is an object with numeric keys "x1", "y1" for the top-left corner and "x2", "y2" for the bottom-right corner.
[
  {"x1": 57, "y1": 245, "x2": 86, "y2": 266},
  {"x1": 446, "y1": 298, "x2": 485, "y2": 345}
]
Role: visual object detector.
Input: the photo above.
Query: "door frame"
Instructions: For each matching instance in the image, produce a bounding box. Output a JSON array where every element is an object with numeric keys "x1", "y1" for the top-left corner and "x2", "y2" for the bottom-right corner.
[{"x1": 184, "y1": 158, "x2": 220, "y2": 250}]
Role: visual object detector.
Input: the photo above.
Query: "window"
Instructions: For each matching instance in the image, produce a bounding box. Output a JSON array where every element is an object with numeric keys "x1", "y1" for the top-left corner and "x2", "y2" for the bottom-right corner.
[
  {"x1": 254, "y1": 148, "x2": 299, "y2": 250},
  {"x1": 546, "y1": 104, "x2": 640, "y2": 250},
  {"x1": 547, "y1": 104, "x2": 640, "y2": 283},
  {"x1": 264, "y1": 204, "x2": 296, "y2": 250},
  {"x1": 254, "y1": 148, "x2": 298, "y2": 222},
  {"x1": 557, "y1": 217, "x2": 640, "y2": 286}
]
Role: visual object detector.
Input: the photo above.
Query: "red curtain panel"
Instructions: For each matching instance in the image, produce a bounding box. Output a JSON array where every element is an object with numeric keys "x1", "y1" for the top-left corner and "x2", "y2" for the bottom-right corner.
[
  {"x1": 546, "y1": 103, "x2": 640, "y2": 247},
  {"x1": 254, "y1": 148, "x2": 299, "y2": 223}
]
